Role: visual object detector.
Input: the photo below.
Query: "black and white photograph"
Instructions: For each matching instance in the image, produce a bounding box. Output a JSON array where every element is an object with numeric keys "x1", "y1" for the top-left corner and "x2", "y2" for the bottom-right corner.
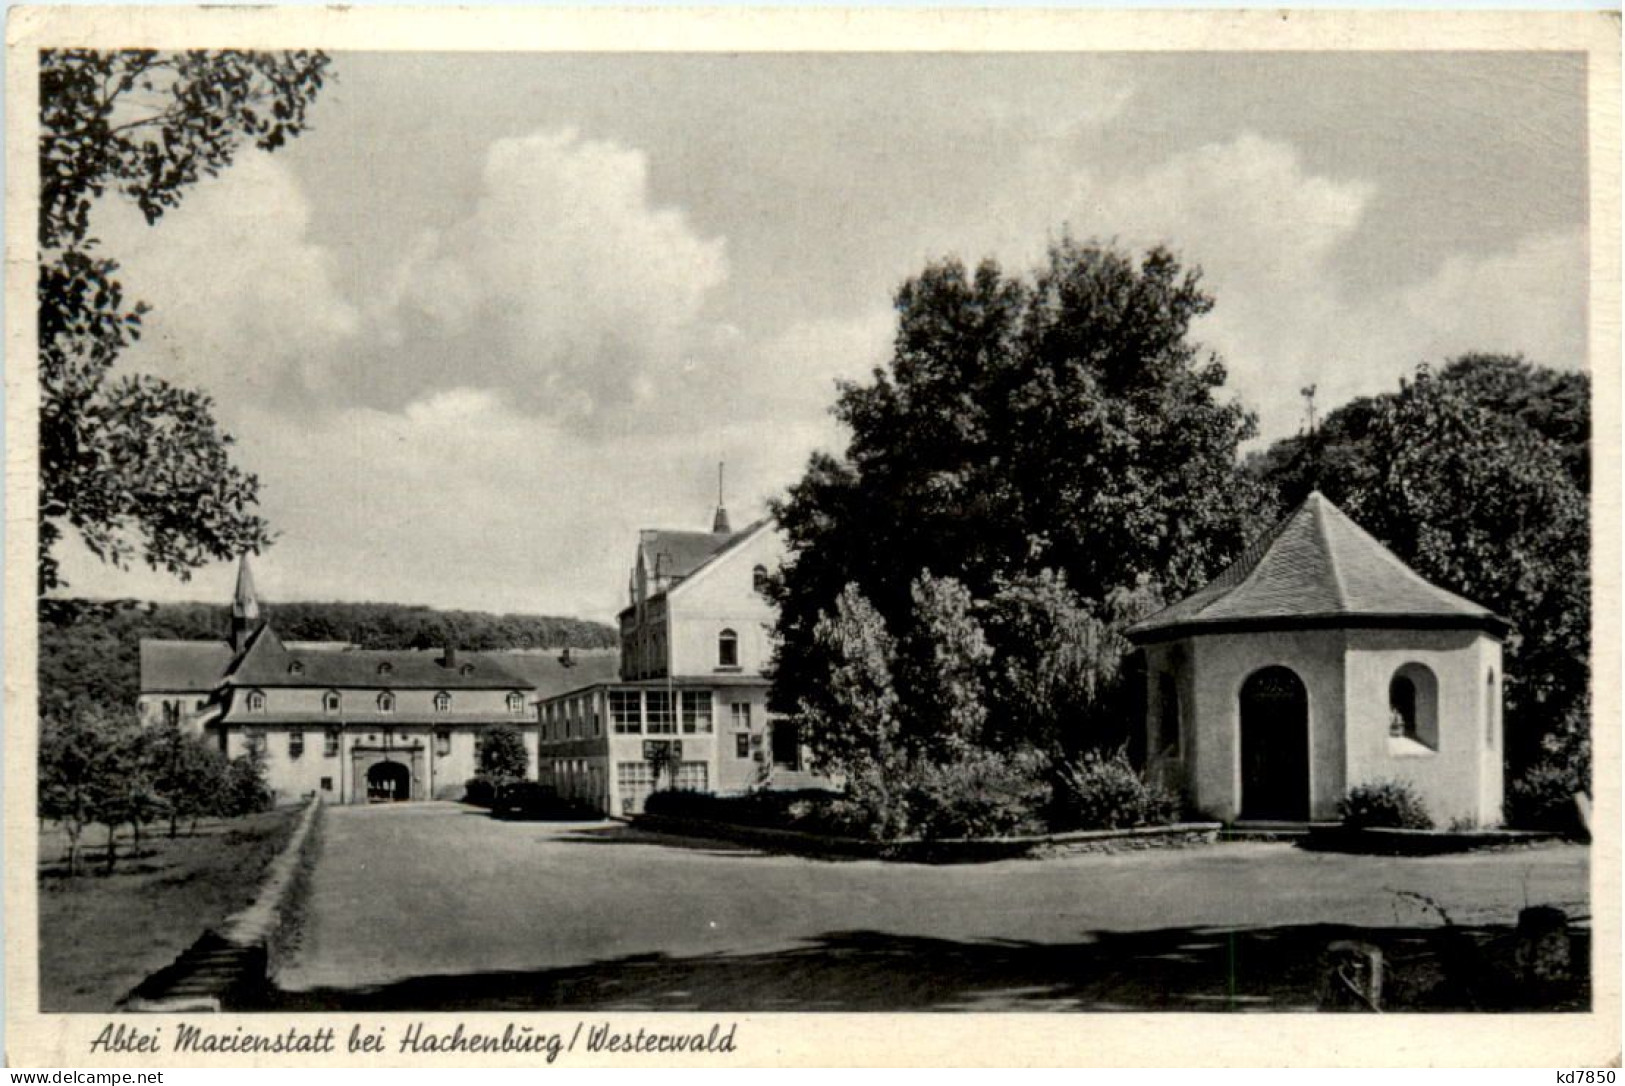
[{"x1": 6, "y1": 7, "x2": 1618, "y2": 1068}]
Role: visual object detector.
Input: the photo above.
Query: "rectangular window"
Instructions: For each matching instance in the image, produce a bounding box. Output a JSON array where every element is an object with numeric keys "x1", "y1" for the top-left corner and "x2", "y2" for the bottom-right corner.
[
  {"x1": 289, "y1": 730, "x2": 305, "y2": 759},
  {"x1": 324, "y1": 729, "x2": 340, "y2": 757},
  {"x1": 735, "y1": 733, "x2": 751, "y2": 759},
  {"x1": 731, "y1": 701, "x2": 752, "y2": 730},
  {"x1": 616, "y1": 761, "x2": 655, "y2": 815},
  {"x1": 610, "y1": 690, "x2": 642, "y2": 734},
  {"x1": 320, "y1": 777, "x2": 333, "y2": 792},
  {"x1": 680, "y1": 691, "x2": 713, "y2": 734},
  {"x1": 673, "y1": 762, "x2": 709, "y2": 792},
  {"x1": 435, "y1": 730, "x2": 451, "y2": 757},
  {"x1": 771, "y1": 718, "x2": 801, "y2": 770},
  {"x1": 245, "y1": 732, "x2": 267, "y2": 755},
  {"x1": 645, "y1": 690, "x2": 675, "y2": 734}
]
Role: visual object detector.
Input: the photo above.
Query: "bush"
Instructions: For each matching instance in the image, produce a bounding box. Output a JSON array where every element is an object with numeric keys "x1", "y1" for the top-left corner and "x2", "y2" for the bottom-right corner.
[
  {"x1": 464, "y1": 776, "x2": 498, "y2": 807},
  {"x1": 1052, "y1": 746, "x2": 1180, "y2": 830},
  {"x1": 1339, "y1": 780, "x2": 1433, "y2": 830},
  {"x1": 642, "y1": 788, "x2": 870, "y2": 836},
  {"x1": 902, "y1": 748, "x2": 1050, "y2": 840},
  {"x1": 221, "y1": 748, "x2": 274, "y2": 816}
]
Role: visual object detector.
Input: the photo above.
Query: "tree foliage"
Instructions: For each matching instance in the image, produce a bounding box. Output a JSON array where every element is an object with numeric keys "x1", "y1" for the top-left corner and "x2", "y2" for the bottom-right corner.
[
  {"x1": 477, "y1": 723, "x2": 530, "y2": 782},
  {"x1": 772, "y1": 237, "x2": 1260, "y2": 788},
  {"x1": 38, "y1": 49, "x2": 332, "y2": 593}
]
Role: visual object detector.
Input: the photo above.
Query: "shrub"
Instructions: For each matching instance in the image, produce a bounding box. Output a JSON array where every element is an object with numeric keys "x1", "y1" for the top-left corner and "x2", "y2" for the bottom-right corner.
[
  {"x1": 1339, "y1": 780, "x2": 1433, "y2": 830},
  {"x1": 221, "y1": 748, "x2": 274, "y2": 816},
  {"x1": 1052, "y1": 746, "x2": 1180, "y2": 830},
  {"x1": 464, "y1": 776, "x2": 498, "y2": 807},
  {"x1": 902, "y1": 748, "x2": 1051, "y2": 839},
  {"x1": 1507, "y1": 759, "x2": 1588, "y2": 834}
]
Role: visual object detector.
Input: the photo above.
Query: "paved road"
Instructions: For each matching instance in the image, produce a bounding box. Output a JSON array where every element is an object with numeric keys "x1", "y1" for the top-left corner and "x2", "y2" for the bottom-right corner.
[{"x1": 272, "y1": 802, "x2": 1589, "y2": 1011}]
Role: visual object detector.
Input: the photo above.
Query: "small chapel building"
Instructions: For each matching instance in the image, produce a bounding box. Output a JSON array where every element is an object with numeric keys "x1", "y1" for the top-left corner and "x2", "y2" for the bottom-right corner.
[{"x1": 1126, "y1": 492, "x2": 1509, "y2": 827}]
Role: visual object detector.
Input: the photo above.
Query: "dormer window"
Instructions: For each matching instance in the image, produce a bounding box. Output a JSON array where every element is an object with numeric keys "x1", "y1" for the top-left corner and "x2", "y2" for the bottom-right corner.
[
  {"x1": 288, "y1": 660, "x2": 305, "y2": 676},
  {"x1": 434, "y1": 691, "x2": 451, "y2": 713},
  {"x1": 753, "y1": 565, "x2": 770, "y2": 594},
  {"x1": 246, "y1": 689, "x2": 266, "y2": 713},
  {"x1": 507, "y1": 691, "x2": 525, "y2": 715},
  {"x1": 323, "y1": 690, "x2": 341, "y2": 714},
  {"x1": 460, "y1": 663, "x2": 475, "y2": 676},
  {"x1": 377, "y1": 691, "x2": 395, "y2": 714},
  {"x1": 378, "y1": 662, "x2": 394, "y2": 677}
]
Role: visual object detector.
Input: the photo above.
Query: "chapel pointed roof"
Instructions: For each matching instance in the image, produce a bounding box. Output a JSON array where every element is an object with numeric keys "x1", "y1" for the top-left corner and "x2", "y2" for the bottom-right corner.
[{"x1": 1126, "y1": 492, "x2": 1508, "y2": 642}]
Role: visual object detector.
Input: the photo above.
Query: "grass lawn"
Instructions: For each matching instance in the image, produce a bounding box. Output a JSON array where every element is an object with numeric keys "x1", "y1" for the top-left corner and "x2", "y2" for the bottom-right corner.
[{"x1": 38, "y1": 806, "x2": 303, "y2": 1012}]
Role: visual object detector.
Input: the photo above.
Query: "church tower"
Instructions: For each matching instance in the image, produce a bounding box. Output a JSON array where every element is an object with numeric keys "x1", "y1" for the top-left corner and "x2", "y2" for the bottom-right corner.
[{"x1": 230, "y1": 554, "x2": 262, "y2": 653}]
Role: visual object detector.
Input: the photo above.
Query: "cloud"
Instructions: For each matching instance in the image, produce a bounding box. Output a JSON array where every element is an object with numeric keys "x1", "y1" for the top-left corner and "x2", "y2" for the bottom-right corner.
[
  {"x1": 372, "y1": 128, "x2": 730, "y2": 425},
  {"x1": 93, "y1": 155, "x2": 362, "y2": 424},
  {"x1": 1061, "y1": 134, "x2": 1587, "y2": 442}
]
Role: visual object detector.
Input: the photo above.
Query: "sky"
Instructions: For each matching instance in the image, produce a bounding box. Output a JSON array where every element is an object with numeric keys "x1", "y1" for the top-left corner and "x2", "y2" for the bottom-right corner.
[{"x1": 51, "y1": 50, "x2": 1590, "y2": 623}]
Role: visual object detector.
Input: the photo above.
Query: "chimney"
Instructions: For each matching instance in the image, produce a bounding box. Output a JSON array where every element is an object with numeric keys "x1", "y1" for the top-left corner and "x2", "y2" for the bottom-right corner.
[{"x1": 444, "y1": 643, "x2": 458, "y2": 670}]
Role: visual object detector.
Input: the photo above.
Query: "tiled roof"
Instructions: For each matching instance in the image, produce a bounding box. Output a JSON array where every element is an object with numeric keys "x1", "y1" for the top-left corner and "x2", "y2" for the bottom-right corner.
[
  {"x1": 492, "y1": 649, "x2": 621, "y2": 700},
  {"x1": 139, "y1": 639, "x2": 234, "y2": 693},
  {"x1": 639, "y1": 518, "x2": 771, "y2": 589},
  {"x1": 1127, "y1": 492, "x2": 1507, "y2": 641},
  {"x1": 221, "y1": 624, "x2": 534, "y2": 690}
]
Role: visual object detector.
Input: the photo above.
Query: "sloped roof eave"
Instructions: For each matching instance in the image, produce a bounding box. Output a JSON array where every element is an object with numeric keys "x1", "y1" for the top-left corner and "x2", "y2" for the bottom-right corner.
[{"x1": 1126, "y1": 609, "x2": 1512, "y2": 645}]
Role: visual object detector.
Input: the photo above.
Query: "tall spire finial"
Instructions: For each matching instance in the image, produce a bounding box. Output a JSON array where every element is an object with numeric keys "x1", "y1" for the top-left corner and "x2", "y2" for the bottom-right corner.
[
  {"x1": 230, "y1": 553, "x2": 262, "y2": 652},
  {"x1": 711, "y1": 460, "x2": 731, "y2": 534}
]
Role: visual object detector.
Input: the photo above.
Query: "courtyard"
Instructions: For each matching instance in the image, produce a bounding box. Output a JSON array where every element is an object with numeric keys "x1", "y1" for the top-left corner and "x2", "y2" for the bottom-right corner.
[{"x1": 268, "y1": 802, "x2": 1589, "y2": 1012}]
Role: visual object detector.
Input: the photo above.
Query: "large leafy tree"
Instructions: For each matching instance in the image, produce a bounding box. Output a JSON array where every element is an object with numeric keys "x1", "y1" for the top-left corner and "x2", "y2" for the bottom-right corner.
[
  {"x1": 38, "y1": 49, "x2": 331, "y2": 593},
  {"x1": 770, "y1": 237, "x2": 1262, "y2": 747}
]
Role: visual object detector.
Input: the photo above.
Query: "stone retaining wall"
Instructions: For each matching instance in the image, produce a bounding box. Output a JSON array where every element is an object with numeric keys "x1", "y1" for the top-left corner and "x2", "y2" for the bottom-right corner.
[
  {"x1": 632, "y1": 813, "x2": 1220, "y2": 862},
  {"x1": 123, "y1": 798, "x2": 324, "y2": 1012}
]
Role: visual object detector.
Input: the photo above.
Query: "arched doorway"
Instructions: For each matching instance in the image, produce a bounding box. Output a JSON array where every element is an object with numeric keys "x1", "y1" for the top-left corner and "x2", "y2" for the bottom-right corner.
[
  {"x1": 367, "y1": 760, "x2": 411, "y2": 803},
  {"x1": 1239, "y1": 666, "x2": 1309, "y2": 820}
]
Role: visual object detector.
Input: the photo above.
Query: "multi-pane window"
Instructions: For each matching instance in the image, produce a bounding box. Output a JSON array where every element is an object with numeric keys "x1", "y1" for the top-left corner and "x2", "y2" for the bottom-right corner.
[
  {"x1": 377, "y1": 691, "x2": 395, "y2": 714},
  {"x1": 245, "y1": 731, "x2": 267, "y2": 755},
  {"x1": 731, "y1": 701, "x2": 752, "y2": 730},
  {"x1": 735, "y1": 733, "x2": 751, "y2": 759},
  {"x1": 680, "y1": 691, "x2": 713, "y2": 734},
  {"x1": 673, "y1": 762, "x2": 709, "y2": 792},
  {"x1": 323, "y1": 690, "x2": 341, "y2": 714},
  {"x1": 610, "y1": 690, "x2": 642, "y2": 734},
  {"x1": 289, "y1": 730, "x2": 305, "y2": 758},
  {"x1": 717, "y1": 629, "x2": 739, "y2": 668},
  {"x1": 435, "y1": 729, "x2": 452, "y2": 757},
  {"x1": 434, "y1": 691, "x2": 451, "y2": 713},
  {"x1": 324, "y1": 729, "x2": 340, "y2": 757},
  {"x1": 645, "y1": 690, "x2": 675, "y2": 735},
  {"x1": 246, "y1": 690, "x2": 266, "y2": 713},
  {"x1": 507, "y1": 691, "x2": 525, "y2": 715},
  {"x1": 616, "y1": 761, "x2": 655, "y2": 815},
  {"x1": 753, "y1": 565, "x2": 769, "y2": 594}
]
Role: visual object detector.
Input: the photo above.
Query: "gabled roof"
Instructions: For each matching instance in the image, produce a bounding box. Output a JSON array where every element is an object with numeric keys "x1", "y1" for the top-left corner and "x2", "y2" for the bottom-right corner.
[
  {"x1": 492, "y1": 649, "x2": 621, "y2": 700},
  {"x1": 639, "y1": 517, "x2": 772, "y2": 597},
  {"x1": 220, "y1": 623, "x2": 534, "y2": 690},
  {"x1": 139, "y1": 639, "x2": 235, "y2": 693},
  {"x1": 1127, "y1": 492, "x2": 1508, "y2": 642}
]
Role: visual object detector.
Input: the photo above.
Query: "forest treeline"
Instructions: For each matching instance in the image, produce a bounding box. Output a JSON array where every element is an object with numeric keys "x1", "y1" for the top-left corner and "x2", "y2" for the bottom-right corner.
[{"x1": 39, "y1": 598, "x2": 618, "y2": 717}]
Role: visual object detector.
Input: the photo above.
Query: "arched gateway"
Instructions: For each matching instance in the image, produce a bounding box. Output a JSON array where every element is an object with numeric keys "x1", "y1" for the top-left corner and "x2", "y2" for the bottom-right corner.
[{"x1": 366, "y1": 760, "x2": 411, "y2": 802}]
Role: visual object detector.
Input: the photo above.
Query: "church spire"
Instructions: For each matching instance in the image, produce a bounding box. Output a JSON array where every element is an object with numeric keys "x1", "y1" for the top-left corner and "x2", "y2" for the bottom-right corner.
[
  {"x1": 231, "y1": 553, "x2": 262, "y2": 653},
  {"x1": 711, "y1": 460, "x2": 731, "y2": 535}
]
